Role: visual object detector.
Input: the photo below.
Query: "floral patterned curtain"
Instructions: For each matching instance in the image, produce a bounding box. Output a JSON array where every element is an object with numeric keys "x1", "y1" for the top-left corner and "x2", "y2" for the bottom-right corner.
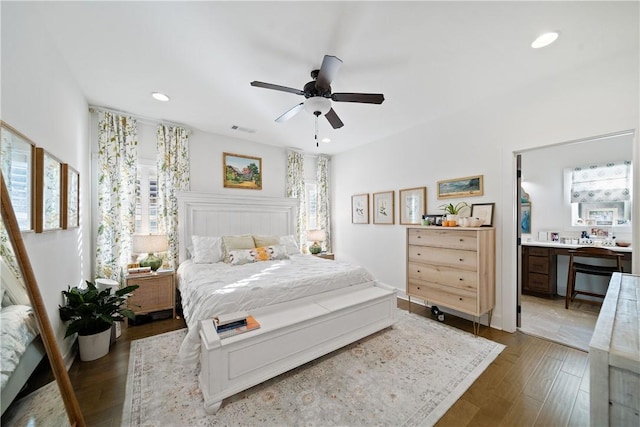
[
  {"x1": 157, "y1": 124, "x2": 190, "y2": 269},
  {"x1": 96, "y1": 112, "x2": 138, "y2": 283},
  {"x1": 316, "y1": 155, "x2": 331, "y2": 252},
  {"x1": 286, "y1": 150, "x2": 306, "y2": 249}
]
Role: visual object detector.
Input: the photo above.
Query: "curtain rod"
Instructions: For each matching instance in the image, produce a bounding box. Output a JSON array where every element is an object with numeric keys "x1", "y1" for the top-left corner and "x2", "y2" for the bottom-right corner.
[
  {"x1": 286, "y1": 147, "x2": 332, "y2": 159},
  {"x1": 89, "y1": 105, "x2": 192, "y2": 131}
]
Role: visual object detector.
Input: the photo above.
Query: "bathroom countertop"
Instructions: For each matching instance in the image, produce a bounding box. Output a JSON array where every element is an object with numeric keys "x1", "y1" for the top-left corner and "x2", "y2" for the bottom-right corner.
[{"x1": 522, "y1": 240, "x2": 632, "y2": 253}]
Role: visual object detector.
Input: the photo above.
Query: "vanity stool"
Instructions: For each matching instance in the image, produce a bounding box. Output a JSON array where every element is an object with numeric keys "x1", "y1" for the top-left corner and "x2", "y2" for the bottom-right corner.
[{"x1": 565, "y1": 247, "x2": 624, "y2": 309}]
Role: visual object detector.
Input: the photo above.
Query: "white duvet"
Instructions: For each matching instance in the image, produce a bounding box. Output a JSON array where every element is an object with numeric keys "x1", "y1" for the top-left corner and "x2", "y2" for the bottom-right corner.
[
  {"x1": 176, "y1": 255, "x2": 376, "y2": 365},
  {"x1": 1, "y1": 305, "x2": 39, "y2": 390}
]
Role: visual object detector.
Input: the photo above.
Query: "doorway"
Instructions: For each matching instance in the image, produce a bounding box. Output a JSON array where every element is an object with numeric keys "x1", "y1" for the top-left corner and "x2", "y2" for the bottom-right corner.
[{"x1": 515, "y1": 131, "x2": 635, "y2": 351}]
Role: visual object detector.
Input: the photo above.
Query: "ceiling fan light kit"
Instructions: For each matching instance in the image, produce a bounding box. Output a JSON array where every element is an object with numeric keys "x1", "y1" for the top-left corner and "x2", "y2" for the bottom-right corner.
[
  {"x1": 304, "y1": 96, "x2": 331, "y2": 115},
  {"x1": 250, "y1": 55, "x2": 385, "y2": 146}
]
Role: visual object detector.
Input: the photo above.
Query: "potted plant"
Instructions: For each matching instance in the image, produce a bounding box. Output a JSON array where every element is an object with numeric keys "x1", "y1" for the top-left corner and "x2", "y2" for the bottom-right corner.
[
  {"x1": 59, "y1": 280, "x2": 139, "y2": 361},
  {"x1": 439, "y1": 202, "x2": 469, "y2": 225}
]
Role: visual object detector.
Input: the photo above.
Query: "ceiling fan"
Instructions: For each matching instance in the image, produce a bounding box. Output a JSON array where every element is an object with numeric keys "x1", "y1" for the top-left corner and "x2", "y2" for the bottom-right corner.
[{"x1": 250, "y1": 55, "x2": 385, "y2": 131}]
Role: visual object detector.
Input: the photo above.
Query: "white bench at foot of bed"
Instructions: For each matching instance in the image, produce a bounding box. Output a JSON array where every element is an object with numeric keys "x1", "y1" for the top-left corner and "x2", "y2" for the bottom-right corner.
[{"x1": 198, "y1": 282, "x2": 397, "y2": 414}]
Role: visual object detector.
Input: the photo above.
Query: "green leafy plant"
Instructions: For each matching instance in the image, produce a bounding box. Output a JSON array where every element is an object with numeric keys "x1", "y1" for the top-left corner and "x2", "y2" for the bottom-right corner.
[
  {"x1": 59, "y1": 281, "x2": 139, "y2": 337},
  {"x1": 439, "y1": 202, "x2": 469, "y2": 215}
]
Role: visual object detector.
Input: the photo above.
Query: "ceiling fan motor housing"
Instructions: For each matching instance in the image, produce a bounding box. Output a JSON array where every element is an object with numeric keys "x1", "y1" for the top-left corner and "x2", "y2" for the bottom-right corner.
[{"x1": 303, "y1": 79, "x2": 331, "y2": 98}]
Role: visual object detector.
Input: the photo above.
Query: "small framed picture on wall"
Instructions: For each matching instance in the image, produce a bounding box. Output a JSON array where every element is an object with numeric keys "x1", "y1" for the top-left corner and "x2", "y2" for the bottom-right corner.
[
  {"x1": 373, "y1": 191, "x2": 394, "y2": 224},
  {"x1": 399, "y1": 187, "x2": 426, "y2": 225},
  {"x1": 351, "y1": 193, "x2": 369, "y2": 224}
]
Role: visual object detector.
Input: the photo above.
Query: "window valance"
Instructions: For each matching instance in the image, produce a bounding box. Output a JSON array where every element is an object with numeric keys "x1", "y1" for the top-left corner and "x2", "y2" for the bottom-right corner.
[{"x1": 571, "y1": 160, "x2": 631, "y2": 203}]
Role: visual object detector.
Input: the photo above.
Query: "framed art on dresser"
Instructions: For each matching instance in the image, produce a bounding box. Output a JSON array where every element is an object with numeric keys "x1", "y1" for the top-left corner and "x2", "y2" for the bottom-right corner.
[{"x1": 471, "y1": 203, "x2": 495, "y2": 227}]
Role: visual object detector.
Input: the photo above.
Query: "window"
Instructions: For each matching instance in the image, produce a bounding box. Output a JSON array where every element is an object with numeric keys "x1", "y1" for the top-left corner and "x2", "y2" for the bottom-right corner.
[
  {"x1": 0, "y1": 125, "x2": 34, "y2": 230},
  {"x1": 305, "y1": 182, "x2": 317, "y2": 230},
  {"x1": 566, "y1": 161, "x2": 632, "y2": 228},
  {"x1": 135, "y1": 163, "x2": 158, "y2": 234}
]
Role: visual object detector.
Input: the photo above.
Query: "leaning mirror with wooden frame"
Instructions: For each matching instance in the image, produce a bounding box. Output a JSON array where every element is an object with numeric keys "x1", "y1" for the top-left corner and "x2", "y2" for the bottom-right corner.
[{"x1": 1, "y1": 171, "x2": 85, "y2": 424}]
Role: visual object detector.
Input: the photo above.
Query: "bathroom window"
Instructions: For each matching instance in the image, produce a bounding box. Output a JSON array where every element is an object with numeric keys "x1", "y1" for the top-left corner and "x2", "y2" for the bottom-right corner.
[{"x1": 566, "y1": 160, "x2": 632, "y2": 228}]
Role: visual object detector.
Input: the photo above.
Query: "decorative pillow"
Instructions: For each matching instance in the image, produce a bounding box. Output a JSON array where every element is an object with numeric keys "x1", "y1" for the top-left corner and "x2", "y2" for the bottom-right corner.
[
  {"x1": 191, "y1": 235, "x2": 223, "y2": 264},
  {"x1": 228, "y1": 248, "x2": 256, "y2": 266},
  {"x1": 279, "y1": 235, "x2": 301, "y2": 255},
  {"x1": 222, "y1": 234, "x2": 256, "y2": 262},
  {"x1": 228, "y1": 245, "x2": 289, "y2": 266},
  {"x1": 252, "y1": 235, "x2": 280, "y2": 248}
]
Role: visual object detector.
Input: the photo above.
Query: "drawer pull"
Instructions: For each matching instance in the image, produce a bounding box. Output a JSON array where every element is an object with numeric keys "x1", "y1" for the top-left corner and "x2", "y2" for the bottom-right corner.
[
  {"x1": 459, "y1": 297, "x2": 463, "y2": 301},
  {"x1": 459, "y1": 278, "x2": 463, "y2": 281},
  {"x1": 417, "y1": 270, "x2": 421, "y2": 273},
  {"x1": 417, "y1": 253, "x2": 421, "y2": 256},
  {"x1": 459, "y1": 238, "x2": 464, "y2": 242},
  {"x1": 459, "y1": 258, "x2": 464, "y2": 262}
]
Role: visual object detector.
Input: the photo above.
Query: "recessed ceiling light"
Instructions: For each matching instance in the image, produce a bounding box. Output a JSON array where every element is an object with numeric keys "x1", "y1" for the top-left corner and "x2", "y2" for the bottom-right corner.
[
  {"x1": 151, "y1": 92, "x2": 170, "y2": 102},
  {"x1": 321, "y1": 137, "x2": 331, "y2": 143},
  {"x1": 531, "y1": 32, "x2": 559, "y2": 49}
]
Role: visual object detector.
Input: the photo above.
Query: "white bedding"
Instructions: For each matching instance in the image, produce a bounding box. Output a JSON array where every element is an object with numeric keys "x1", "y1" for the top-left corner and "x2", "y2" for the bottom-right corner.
[
  {"x1": 1, "y1": 305, "x2": 38, "y2": 390},
  {"x1": 177, "y1": 255, "x2": 376, "y2": 365}
]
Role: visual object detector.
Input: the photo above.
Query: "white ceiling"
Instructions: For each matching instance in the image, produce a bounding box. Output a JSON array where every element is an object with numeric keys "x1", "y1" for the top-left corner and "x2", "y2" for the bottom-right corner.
[{"x1": 25, "y1": 1, "x2": 639, "y2": 155}]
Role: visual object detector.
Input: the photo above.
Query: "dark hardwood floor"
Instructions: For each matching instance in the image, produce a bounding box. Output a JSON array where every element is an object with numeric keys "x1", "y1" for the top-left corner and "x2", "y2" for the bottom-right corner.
[{"x1": 6, "y1": 301, "x2": 589, "y2": 426}]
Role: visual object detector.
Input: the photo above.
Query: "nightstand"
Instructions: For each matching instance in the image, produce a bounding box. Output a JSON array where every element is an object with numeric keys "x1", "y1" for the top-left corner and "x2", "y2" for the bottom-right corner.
[
  {"x1": 313, "y1": 252, "x2": 335, "y2": 260},
  {"x1": 125, "y1": 270, "x2": 176, "y2": 322}
]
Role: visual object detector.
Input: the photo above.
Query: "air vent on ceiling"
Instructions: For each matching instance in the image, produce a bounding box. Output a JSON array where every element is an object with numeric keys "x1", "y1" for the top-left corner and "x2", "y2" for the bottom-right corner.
[{"x1": 231, "y1": 125, "x2": 256, "y2": 134}]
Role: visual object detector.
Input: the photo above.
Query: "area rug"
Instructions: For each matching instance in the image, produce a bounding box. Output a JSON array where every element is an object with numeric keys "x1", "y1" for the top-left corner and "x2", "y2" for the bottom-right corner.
[
  {"x1": 122, "y1": 309, "x2": 504, "y2": 427},
  {"x1": 1, "y1": 380, "x2": 69, "y2": 427}
]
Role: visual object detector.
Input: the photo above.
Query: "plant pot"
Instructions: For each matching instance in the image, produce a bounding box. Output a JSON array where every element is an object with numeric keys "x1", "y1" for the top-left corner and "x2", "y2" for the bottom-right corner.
[{"x1": 78, "y1": 328, "x2": 111, "y2": 361}]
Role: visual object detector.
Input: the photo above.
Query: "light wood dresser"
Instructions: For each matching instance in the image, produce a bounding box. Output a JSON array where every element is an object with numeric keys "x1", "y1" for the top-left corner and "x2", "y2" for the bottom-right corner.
[
  {"x1": 406, "y1": 226, "x2": 495, "y2": 333},
  {"x1": 590, "y1": 272, "x2": 639, "y2": 426}
]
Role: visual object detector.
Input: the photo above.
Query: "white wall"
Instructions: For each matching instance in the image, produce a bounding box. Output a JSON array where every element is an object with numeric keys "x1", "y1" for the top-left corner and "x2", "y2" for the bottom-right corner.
[
  {"x1": 520, "y1": 132, "x2": 634, "y2": 242},
  {"x1": 2, "y1": 3, "x2": 91, "y2": 358},
  {"x1": 332, "y1": 48, "x2": 639, "y2": 332}
]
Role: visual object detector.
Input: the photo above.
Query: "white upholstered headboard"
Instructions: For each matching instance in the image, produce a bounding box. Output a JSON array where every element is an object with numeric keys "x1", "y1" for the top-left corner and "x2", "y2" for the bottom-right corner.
[{"x1": 177, "y1": 192, "x2": 298, "y2": 264}]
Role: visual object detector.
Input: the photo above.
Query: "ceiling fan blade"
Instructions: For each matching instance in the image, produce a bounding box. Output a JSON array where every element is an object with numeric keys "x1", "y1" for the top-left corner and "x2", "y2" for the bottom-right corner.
[
  {"x1": 275, "y1": 102, "x2": 304, "y2": 123},
  {"x1": 331, "y1": 93, "x2": 385, "y2": 104},
  {"x1": 316, "y1": 55, "x2": 343, "y2": 91},
  {"x1": 324, "y1": 108, "x2": 344, "y2": 129},
  {"x1": 251, "y1": 81, "x2": 304, "y2": 96}
]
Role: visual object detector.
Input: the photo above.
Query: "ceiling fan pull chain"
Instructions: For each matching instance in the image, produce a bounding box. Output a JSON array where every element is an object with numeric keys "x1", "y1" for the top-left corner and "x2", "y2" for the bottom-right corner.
[{"x1": 314, "y1": 111, "x2": 320, "y2": 147}]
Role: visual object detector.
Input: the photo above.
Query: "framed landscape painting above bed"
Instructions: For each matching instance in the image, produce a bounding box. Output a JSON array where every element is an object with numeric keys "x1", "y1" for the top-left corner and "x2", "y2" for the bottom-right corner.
[{"x1": 223, "y1": 153, "x2": 262, "y2": 190}]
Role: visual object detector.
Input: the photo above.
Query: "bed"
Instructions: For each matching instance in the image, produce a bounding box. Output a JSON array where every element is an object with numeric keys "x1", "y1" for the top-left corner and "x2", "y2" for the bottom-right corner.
[
  {"x1": 176, "y1": 192, "x2": 397, "y2": 414},
  {"x1": 1, "y1": 257, "x2": 45, "y2": 415}
]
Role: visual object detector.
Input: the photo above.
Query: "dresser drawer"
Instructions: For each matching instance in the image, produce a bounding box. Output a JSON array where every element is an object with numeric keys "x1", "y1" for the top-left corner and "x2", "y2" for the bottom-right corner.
[
  {"x1": 408, "y1": 280, "x2": 477, "y2": 314},
  {"x1": 525, "y1": 246, "x2": 550, "y2": 257},
  {"x1": 408, "y1": 262, "x2": 478, "y2": 291},
  {"x1": 528, "y1": 256, "x2": 549, "y2": 274},
  {"x1": 526, "y1": 273, "x2": 551, "y2": 293},
  {"x1": 408, "y1": 245, "x2": 477, "y2": 271},
  {"x1": 408, "y1": 228, "x2": 477, "y2": 251}
]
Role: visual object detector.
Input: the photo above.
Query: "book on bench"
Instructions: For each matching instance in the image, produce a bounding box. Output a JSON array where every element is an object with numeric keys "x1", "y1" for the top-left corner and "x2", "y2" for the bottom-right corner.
[
  {"x1": 214, "y1": 311, "x2": 248, "y2": 328},
  {"x1": 216, "y1": 315, "x2": 260, "y2": 339}
]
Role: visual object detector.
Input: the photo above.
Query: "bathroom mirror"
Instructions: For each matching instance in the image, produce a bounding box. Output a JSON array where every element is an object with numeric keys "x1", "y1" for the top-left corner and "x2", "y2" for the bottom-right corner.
[{"x1": 1, "y1": 172, "x2": 85, "y2": 425}]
